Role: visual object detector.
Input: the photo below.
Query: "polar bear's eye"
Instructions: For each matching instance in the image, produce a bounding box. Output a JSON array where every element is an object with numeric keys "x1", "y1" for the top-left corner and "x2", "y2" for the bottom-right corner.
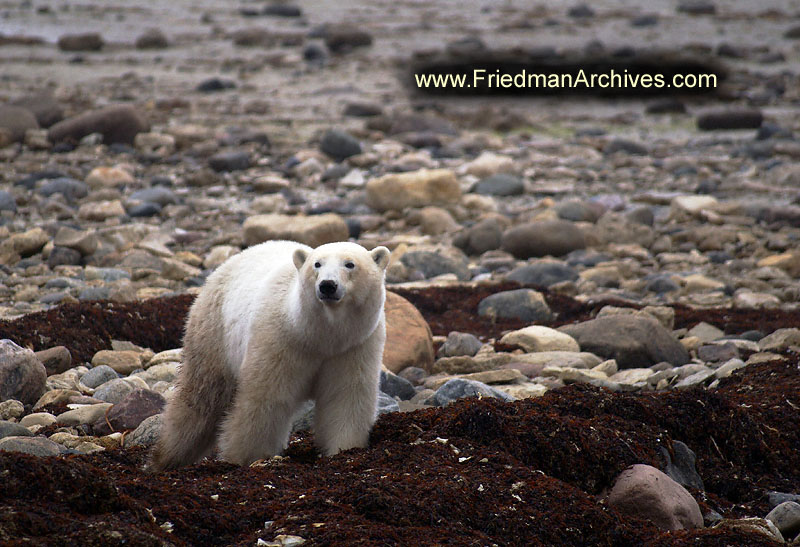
[
  {"x1": 314, "y1": 261, "x2": 321, "y2": 269},
  {"x1": 345, "y1": 261, "x2": 355, "y2": 270}
]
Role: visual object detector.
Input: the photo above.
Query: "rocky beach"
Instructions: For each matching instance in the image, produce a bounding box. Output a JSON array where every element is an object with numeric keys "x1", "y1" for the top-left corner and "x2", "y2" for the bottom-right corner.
[{"x1": 1, "y1": 0, "x2": 800, "y2": 544}]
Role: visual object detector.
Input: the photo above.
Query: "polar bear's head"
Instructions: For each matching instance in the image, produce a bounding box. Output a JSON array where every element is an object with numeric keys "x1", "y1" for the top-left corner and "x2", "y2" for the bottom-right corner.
[{"x1": 293, "y1": 242, "x2": 390, "y2": 306}]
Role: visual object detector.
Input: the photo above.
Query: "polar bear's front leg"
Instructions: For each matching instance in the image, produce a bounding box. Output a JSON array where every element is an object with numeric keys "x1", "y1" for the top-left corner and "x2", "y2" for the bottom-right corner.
[
  {"x1": 218, "y1": 348, "x2": 313, "y2": 466},
  {"x1": 312, "y1": 335, "x2": 382, "y2": 456}
]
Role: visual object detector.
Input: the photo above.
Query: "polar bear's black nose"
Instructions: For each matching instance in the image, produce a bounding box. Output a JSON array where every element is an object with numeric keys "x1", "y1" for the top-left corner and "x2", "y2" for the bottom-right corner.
[{"x1": 319, "y1": 280, "x2": 338, "y2": 297}]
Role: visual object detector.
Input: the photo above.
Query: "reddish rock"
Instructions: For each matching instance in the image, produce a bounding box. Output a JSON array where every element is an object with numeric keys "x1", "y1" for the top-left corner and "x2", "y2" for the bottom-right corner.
[
  {"x1": 34, "y1": 346, "x2": 72, "y2": 376},
  {"x1": 92, "y1": 388, "x2": 166, "y2": 436},
  {"x1": 48, "y1": 104, "x2": 149, "y2": 145},
  {"x1": 607, "y1": 464, "x2": 703, "y2": 530}
]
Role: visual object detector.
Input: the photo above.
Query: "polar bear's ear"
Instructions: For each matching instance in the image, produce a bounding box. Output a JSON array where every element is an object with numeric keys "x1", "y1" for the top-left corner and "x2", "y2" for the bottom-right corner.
[
  {"x1": 370, "y1": 246, "x2": 390, "y2": 271},
  {"x1": 293, "y1": 248, "x2": 309, "y2": 270}
]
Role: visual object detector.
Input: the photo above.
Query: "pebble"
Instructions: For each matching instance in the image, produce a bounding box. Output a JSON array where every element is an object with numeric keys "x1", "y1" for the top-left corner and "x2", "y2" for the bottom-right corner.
[
  {"x1": 80, "y1": 364, "x2": 121, "y2": 389},
  {"x1": 379, "y1": 370, "x2": 416, "y2": 401},
  {"x1": 243, "y1": 213, "x2": 349, "y2": 248},
  {"x1": 432, "y1": 378, "x2": 515, "y2": 406},
  {"x1": 501, "y1": 220, "x2": 586, "y2": 258},
  {"x1": 93, "y1": 388, "x2": 166, "y2": 435},
  {"x1": 135, "y1": 28, "x2": 169, "y2": 49},
  {"x1": 607, "y1": 464, "x2": 703, "y2": 530},
  {"x1": 19, "y1": 412, "x2": 57, "y2": 428},
  {"x1": 319, "y1": 129, "x2": 362, "y2": 161},
  {"x1": 0, "y1": 436, "x2": 64, "y2": 457},
  {"x1": 0, "y1": 339, "x2": 47, "y2": 405},
  {"x1": 93, "y1": 377, "x2": 149, "y2": 404},
  {"x1": 471, "y1": 174, "x2": 524, "y2": 196},
  {"x1": 208, "y1": 151, "x2": 251, "y2": 172},
  {"x1": 0, "y1": 400, "x2": 25, "y2": 421},
  {"x1": 696, "y1": 109, "x2": 763, "y2": 131},
  {"x1": 500, "y1": 326, "x2": 579, "y2": 353},
  {"x1": 56, "y1": 403, "x2": 113, "y2": 426},
  {"x1": 365, "y1": 169, "x2": 461, "y2": 212},
  {"x1": 57, "y1": 32, "x2": 104, "y2": 51},
  {"x1": 766, "y1": 502, "x2": 800, "y2": 540},
  {"x1": 127, "y1": 413, "x2": 163, "y2": 447},
  {"x1": 560, "y1": 315, "x2": 690, "y2": 369},
  {"x1": 0, "y1": 420, "x2": 33, "y2": 439},
  {"x1": 477, "y1": 289, "x2": 553, "y2": 322},
  {"x1": 48, "y1": 104, "x2": 149, "y2": 145},
  {"x1": 34, "y1": 346, "x2": 72, "y2": 375},
  {"x1": 92, "y1": 350, "x2": 145, "y2": 375},
  {"x1": 438, "y1": 332, "x2": 483, "y2": 358}
]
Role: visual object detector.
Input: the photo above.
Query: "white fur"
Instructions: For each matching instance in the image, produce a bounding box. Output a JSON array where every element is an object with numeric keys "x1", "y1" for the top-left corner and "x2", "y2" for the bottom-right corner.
[{"x1": 150, "y1": 240, "x2": 390, "y2": 470}]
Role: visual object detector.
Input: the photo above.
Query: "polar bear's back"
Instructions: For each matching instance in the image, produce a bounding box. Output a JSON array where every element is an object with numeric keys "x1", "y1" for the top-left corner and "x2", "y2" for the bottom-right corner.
[{"x1": 201, "y1": 240, "x2": 311, "y2": 374}]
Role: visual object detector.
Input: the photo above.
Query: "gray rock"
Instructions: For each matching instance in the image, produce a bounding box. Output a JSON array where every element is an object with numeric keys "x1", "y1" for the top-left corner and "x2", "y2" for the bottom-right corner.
[
  {"x1": 432, "y1": 378, "x2": 515, "y2": 406},
  {"x1": 400, "y1": 250, "x2": 470, "y2": 281},
  {"x1": 506, "y1": 262, "x2": 578, "y2": 287},
  {"x1": 608, "y1": 464, "x2": 703, "y2": 530},
  {"x1": 559, "y1": 316, "x2": 690, "y2": 369},
  {"x1": 319, "y1": 129, "x2": 362, "y2": 161},
  {"x1": 662, "y1": 440, "x2": 704, "y2": 491},
  {"x1": 397, "y1": 366, "x2": 427, "y2": 386},
  {"x1": 57, "y1": 32, "x2": 104, "y2": 51},
  {"x1": 129, "y1": 187, "x2": 179, "y2": 207},
  {"x1": 48, "y1": 104, "x2": 149, "y2": 146},
  {"x1": 604, "y1": 138, "x2": 648, "y2": 155},
  {"x1": 0, "y1": 436, "x2": 64, "y2": 457},
  {"x1": 595, "y1": 212, "x2": 655, "y2": 247},
  {"x1": 758, "y1": 328, "x2": 800, "y2": 352},
  {"x1": 379, "y1": 370, "x2": 416, "y2": 401},
  {"x1": 38, "y1": 177, "x2": 89, "y2": 202},
  {"x1": 478, "y1": 289, "x2": 553, "y2": 322},
  {"x1": 377, "y1": 392, "x2": 401, "y2": 414},
  {"x1": 128, "y1": 202, "x2": 161, "y2": 217},
  {"x1": 0, "y1": 190, "x2": 16, "y2": 213},
  {"x1": 0, "y1": 105, "x2": 39, "y2": 143},
  {"x1": 439, "y1": 332, "x2": 482, "y2": 358},
  {"x1": 208, "y1": 150, "x2": 251, "y2": 172},
  {"x1": 0, "y1": 420, "x2": 33, "y2": 439},
  {"x1": 646, "y1": 275, "x2": 680, "y2": 294},
  {"x1": 81, "y1": 365, "x2": 120, "y2": 389},
  {"x1": 79, "y1": 287, "x2": 111, "y2": 301},
  {"x1": 501, "y1": 220, "x2": 586, "y2": 258},
  {"x1": 697, "y1": 109, "x2": 763, "y2": 131},
  {"x1": 0, "y1": 339, "x2": 47, "y2": 405},
  {"x1": 766, "y1": 502, "x2": 800, "y2": 540},
  {"x1": 555, "y1": 200, "x2": 603, "y2": 223},
  {"x1": 127, "y1": 413, "x2": 163, "y2": 447},
  {"x1": 769, "y1": 492, "x2": 800, "y2": 509},
  {"x1": 697, "y1": 342, "x2": 739, "y2": 363},
  {"x1": 94, "y1": 378, "x2": 139, "y2": 404},
  {"x1": 93, "y1": 388, "x2": 166, "y2": 435},
  {"x1": 674, "y1": 368, "x2": 716, "y2": 390},
  {"x1": 453, "y1": 218, "x2": 503, "y2": 255},
  {"x1": 343, "y1": 102, "x2": 382, "y2": 117},
  {"x1": 47, "y1": 246, "x2": 82, "y2": 268},
  {"x1": 472, "y1": 174, "x2": 524, "y2": 196}
]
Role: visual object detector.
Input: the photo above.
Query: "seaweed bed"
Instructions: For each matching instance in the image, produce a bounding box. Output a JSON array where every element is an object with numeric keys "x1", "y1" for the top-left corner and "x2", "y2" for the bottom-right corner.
[{"x1": 1, "y1": 283, "x2": 799, "y2": 545}]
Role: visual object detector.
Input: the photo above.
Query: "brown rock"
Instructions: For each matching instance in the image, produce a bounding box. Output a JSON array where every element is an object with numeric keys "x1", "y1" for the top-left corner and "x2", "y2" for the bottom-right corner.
[
  {"x1": 607, "y1": 464, "x2": 703, "y2": 530},
  {"x1": 0, "y1": 105, "x2": 39, "y2": 143},
  {"x1": 48, "y1": 104, "x2": 149, "y2": 145},
  {"x1": 242, "y1": 213, "x2": 349, "y2": 248},
  {"x1": 34, "y1": 346, "x2": 72, "y2": 376},
  {"x1": 0, "y1": 340, "x2": 47, "y2": 405},
  {"x1": 57, "y1": 32, "x2": 104, "y2": 51},
  {"x1": 92, "y1": 388, "x2": 166, "y2": 435},
  {"x1": 365, "y1": 169, "x2": 461, "y2": 212},
  {"x1": 383, "y1": 291, "x2": 434, "y2": 373}
]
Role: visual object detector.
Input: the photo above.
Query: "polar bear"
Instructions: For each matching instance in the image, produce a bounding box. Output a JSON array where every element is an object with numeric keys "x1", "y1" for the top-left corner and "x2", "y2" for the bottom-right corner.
[{"x1": 150, "y1": 240, "x2": 390, "y2": 471}]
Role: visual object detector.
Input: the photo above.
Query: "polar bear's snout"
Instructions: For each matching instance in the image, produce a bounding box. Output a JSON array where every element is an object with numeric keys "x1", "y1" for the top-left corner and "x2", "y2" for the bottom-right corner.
[{"x1": 317, "y1": 279, "x2": 342, "y2": 302}]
